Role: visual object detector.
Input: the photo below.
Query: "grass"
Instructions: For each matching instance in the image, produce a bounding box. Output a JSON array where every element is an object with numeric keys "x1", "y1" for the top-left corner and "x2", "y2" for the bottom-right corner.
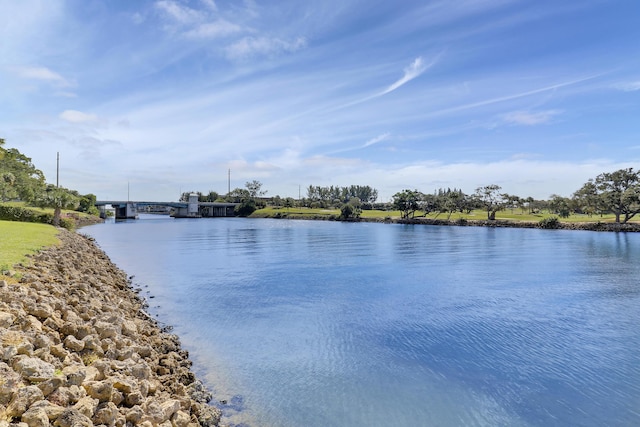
[
  {"x1": 0, "y1": 200, "x2": 97, "y2": 221},
  {"x1": 0, "y1": 220, "x2": 59, "y2": 272},
  {"x1": 252, "y1": 206, "x2": 628, "y2": 223}
]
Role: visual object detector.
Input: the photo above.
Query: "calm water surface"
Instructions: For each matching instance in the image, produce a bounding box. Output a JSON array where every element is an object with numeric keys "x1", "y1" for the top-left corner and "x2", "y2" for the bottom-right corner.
[{"x1": 84, "y1": 216, "x2": 640, "y2": 426}]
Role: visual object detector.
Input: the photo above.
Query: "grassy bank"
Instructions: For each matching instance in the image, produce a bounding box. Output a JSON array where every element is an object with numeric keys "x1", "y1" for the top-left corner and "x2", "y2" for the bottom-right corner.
[
  {"x1": 251, "y1": 206, "x2": 627, "y2": 223},
  {"x1": 0, "y1": 201, "x2": 103, "y2": 229},
  {"x1": 0, "y1": 220, "x2": 59, "y2": 272}
]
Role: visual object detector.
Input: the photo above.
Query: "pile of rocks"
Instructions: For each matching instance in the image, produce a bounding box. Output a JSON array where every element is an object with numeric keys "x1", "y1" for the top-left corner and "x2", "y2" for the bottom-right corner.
[{"x1": 0, "y1": 230, "x2": 221, "y2": 426}]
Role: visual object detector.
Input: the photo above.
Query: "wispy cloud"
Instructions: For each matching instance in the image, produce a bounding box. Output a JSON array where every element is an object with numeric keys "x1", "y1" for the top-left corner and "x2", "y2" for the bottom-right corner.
[
  {"x1": 364, "y1": 133, "x2": 391, "y2": 147},
  {"x1": 226, "y1": 36, "x2": 307, "y2": 60},
  {"x1": 155, "y1": 0, "x2": 202, "y2": 25},
  {"x1": 184, "y1": 19, "x2": 242, "y2": 38},
  {"x1": 336, "y1": 55, "x2": 438, "y2": 110},
  {"x1": 60, "y1": 110, "x2": 99, "y2": 124},
  {"x1": 614, "y1": 81, "x2": 640, "y2": 92},
  {"x1": 155, "y1": 0, "x2": 241, "y2": 39},
  {"x1": 434, "y1": 74, "x2": 601, "y2": 117},
  {"x1": 501, "y1": 110, "x2": 562, "y2": 126},
  {"x1": 13, "y1": 66, "x2": 73, "y2": 87},
  {"x1": 380, "y1": 56, "x2": 432, "y2": 96}
]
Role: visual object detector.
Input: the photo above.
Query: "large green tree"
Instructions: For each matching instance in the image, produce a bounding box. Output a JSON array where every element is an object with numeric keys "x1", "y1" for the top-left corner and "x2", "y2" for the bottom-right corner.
[
  {"x1": 0, "y1": 138, "x2": 46, "y2": 202},
  {"x1": 474, "y1": 184, "x2": 504, "y2": 220},
  {"x1": 575, "y1": 168, "x2": 640, "y2": 223},
  {"x1": 392, "y1": 189, "x2": 423, "y2": 219}
]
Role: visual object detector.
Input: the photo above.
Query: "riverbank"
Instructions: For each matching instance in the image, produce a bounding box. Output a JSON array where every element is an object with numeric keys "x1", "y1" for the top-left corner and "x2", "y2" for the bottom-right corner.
[
  {"x1": 0, "y1": 229, "x2": 221, "y2": 426},
  {"x1": 252, "y1": 210, "x2": 640, "y2": 232}
]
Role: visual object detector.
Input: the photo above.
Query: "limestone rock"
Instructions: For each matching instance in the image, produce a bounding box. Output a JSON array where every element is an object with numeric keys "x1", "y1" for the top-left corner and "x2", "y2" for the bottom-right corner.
[
  {"x1": 160, "y1": 399, "x2": 181, "y2": 420},
  {"x1": 6, "y1": 385, "x2": 44, "y2": 418},
  {"x1": 21, "y1": 405, "x2": 50, "y2": 427},
  {"x1": 124, "y1": 405, "x2": 144, "y2": 424},
  {"x1": 171, "y1": 409, "x2": 192, "y2": 427},
  {"x1": 92, "y1": 401, "x2": 119, "y2": 426},
  {"x1": 0, "y1": 311, "x2": 14, "y2": 328},
  {"x1": 2, "y1": 230, "x2": 220, "y2": 426},
  {"x1": 64, "y1": 335, "x2": 85, "y2": 352},
  {"x1": 24, "y1": 302, "x2": 54, "y2": 320},
  {"x1": 53, "y1": 408, "x2": 94, "y2": 427},
  {"x1": 73, "y1": 396, "x2": 99, "y2": 418},
  {"x1": 0, "y1": 363, "x2": 22, "y2": 405},
  {"x1": 82, "y1": 380, "x2": 113, "y2": 403},
  {"x1": 28, "y1": 400, "x2": 66, "y2": 422},
  {"x1": 13, "y1": 357, "x2": 54, "y2": 382},
  {"x1": 37, "y1": 376, "x2": 64, "y2": 397}
]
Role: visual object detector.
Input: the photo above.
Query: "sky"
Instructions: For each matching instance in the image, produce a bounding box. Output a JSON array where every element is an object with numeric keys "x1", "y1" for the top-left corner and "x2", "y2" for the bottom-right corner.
[{"x1": 1, "y1": 0, "x2": 639, "y2": 202}]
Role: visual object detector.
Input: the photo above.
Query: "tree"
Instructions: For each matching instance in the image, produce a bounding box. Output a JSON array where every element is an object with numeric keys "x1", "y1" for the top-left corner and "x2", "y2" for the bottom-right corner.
[
  {"x1": 77, "y1": 193, "x2": 100, "y2": 216},
  {"x1": 1, "y1": 172, "x2": 16, "y2": 201},
  {"x1": 225, "y1": 188, "x2": 250, "y2": 203},
  {"x1": 392, "y1": 189, "x2": 423, "y2": 219},
  {"x1": 245, "y1": 180, "x2": 266, "y2": 198},
  {"x1": 340, "y1": 197, "x2": 362, "y2": 220},
  {"x1": 474, "y1": 184, "x2": 504, "y2": 220},
  {"x1": 503, "y1": 194, "x2": 521, "y2": 214},
  {"x1": 572, "y1": 181, "x2": 601, "y2": 217},
  {"x1": 575, "y1": 168, "x2": 640, "y2": 223},
  {"x1": 548, "y1": 194, "x2": 572, "y2": 218},
  {"x1": 35, "y1": 185, "x2": 80, "y2": 227},
  {"x1": 283, "y1": 197, "x2": 294, "y2": 211},
  {"x1": 234, "y1": 198, "x2": 256, "y2": 217},
  {"x1": 0, "y1": 141, "x2": 45, "y2": 202}
]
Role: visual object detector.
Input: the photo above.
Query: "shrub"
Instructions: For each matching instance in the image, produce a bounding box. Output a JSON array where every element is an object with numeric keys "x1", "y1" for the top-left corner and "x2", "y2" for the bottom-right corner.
[
  {"x1": 539, "y1": 216, "x2": 560, "y2": 229},
  {"x1": 0, "y1": 205, "x2": 53, "y2": 224},
  {"x1": 234, "y1": 199, "x2": 256, "y2": 217},
  {"x1": 59, "y1": 217, "x2": 76, "y2": 230}
]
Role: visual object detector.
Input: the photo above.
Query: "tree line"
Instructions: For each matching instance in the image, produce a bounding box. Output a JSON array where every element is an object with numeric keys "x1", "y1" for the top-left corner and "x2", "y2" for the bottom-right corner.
[
  {"x1": 0, "y1": 138, "x2": 98, "y2": 226},
  {"x1": 390, "y1": 168, "x2": 640, "y2": 224},
  {"x1": 182, "y1": 168, "x2": 640, "y2": 224}
]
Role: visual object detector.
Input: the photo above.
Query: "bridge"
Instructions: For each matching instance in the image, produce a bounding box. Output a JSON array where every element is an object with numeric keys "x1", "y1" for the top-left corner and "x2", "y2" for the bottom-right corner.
[{"x1": 96, "y1": 194, "x2": 238, "y2": 219}]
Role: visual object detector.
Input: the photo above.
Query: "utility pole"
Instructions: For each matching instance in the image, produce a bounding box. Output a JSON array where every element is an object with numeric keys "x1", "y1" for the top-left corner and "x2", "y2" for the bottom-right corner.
[
  {"x1": 56, "y1": 152, "x2": 59, "y2": 187},
  {"x1": 228, "y1": 169, "x2": 231, "y2": 195}
]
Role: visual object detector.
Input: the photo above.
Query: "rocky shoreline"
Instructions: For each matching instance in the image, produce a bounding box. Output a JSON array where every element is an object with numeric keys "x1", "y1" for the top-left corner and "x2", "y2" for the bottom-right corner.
[{"x1": 0, "y1": 229, "x2": 222, "y2": 426}]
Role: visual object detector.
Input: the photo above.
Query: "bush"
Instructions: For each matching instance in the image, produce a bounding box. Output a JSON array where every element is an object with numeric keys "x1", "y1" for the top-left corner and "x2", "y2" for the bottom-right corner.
[
  {"x1": 0, "y1": 205, "x2": 52, "y2": 224},
  {"x1": 234, "y1": 199, "x2": 257, "y2": 217},
  {"x1": 59, "y1": 217, "x2": 76, "y2": 230},
  {"x1": 539, "y1": 216, "x2": 560, "y2": 229}
]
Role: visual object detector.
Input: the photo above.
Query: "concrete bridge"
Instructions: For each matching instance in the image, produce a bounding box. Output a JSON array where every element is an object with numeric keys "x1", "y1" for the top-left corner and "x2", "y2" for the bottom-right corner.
[{"x1": 96, "y1": 194, "x2": 238, "y2": 219}]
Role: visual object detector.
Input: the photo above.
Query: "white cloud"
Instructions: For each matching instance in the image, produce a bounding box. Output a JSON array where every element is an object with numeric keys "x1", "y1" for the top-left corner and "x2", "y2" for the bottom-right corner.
[
  {"x1": 363, "y1": 133, "x2": 390, "y2": 147},
  {"x1": 14, "y1": 66, "x2": 72, "y2": 87},
  {"x1": 614, "y1": 81, "x2": 640, "y2": 92},
  {"x1": 226, "y1": 36, "x2": 307, "y2": 60},
  {"x1": 155, "y1": 0, "x2": 202, "y2": 24},
  {"x1": 501, "y1": 110, "x2": 562, "y2": 126},
  {"x1": 154, "y1": 0, "x2": 242, "y2": 39},
  {"x1": 60, "y1": 110, "x2": 99, "y2": 124},
  {"x1": 381, "y1": 56, "x2": 432, "y2": 95},
  {"x1": 199, "y1": 0, "x2": 218, "y2": 12},
  {"x1": 184, "y1": 19, "x2": 242, "y2": 38}
]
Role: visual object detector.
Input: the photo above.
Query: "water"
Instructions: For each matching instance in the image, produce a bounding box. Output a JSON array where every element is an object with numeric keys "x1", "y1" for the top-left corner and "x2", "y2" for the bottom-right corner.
[{"x1": 83, "y1": 216, "x2": 640, "y2": 426}]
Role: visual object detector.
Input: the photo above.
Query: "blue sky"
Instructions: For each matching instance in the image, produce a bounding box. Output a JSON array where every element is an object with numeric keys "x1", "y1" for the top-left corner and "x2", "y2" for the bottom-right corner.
[{"x1": 1, "y1": 0, "x2": 639, "y2": 202}]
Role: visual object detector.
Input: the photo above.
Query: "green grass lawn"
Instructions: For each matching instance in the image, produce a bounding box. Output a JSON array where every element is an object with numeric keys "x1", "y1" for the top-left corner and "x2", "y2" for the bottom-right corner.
[
  {"x1": 253, "y1": 206, "x2": 626, "y2": 223},
  {"x1": 0, "y1": 220, "x2": 59, "y2": 272}
]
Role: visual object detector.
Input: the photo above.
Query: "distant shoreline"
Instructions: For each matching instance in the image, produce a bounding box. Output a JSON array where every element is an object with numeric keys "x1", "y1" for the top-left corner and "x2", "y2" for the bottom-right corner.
[{"x1": 252, "y1": 212, "x2": 640, "y2": 232}]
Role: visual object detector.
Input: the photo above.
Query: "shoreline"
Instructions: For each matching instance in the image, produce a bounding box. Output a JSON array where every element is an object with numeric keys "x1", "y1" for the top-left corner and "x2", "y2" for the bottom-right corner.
[
  {"x1": 252, "y1": 212, "x2": 640, "y2": 232},
  {"x1": 0, "y1": 229, "x2": 221, "y2": 426}
]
